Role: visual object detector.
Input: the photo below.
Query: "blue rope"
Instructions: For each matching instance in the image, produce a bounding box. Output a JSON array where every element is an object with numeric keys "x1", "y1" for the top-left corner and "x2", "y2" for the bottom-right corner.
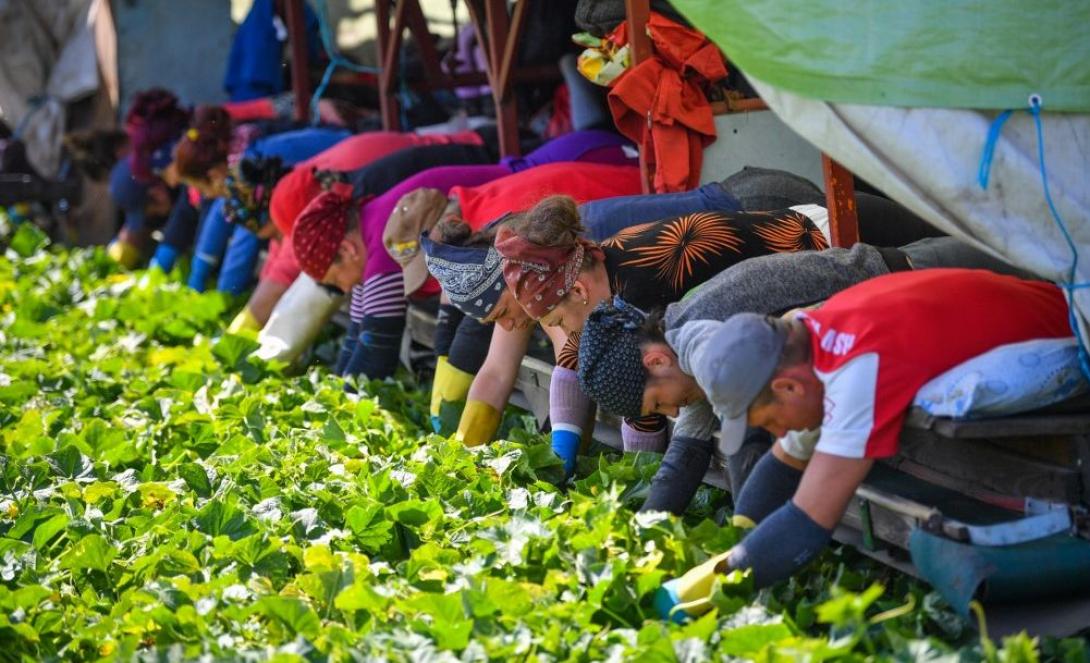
[
  {"x1": 981, "y1": 96, "x2": 1090, "y2": 379},
  {"x1": 1026, "y1": 97, "x2": 1090, "y2": 380},
  {"x1": 309, "y1": 0, "x2": 380, "y2": 124},
  {"x1": 977, "y1": 109, "x2": 1012, "y2": 189}
]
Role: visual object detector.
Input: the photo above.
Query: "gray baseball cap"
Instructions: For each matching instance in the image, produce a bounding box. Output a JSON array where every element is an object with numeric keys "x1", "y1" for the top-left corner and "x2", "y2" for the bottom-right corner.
[{"x1": 667, "y1": 313, "x2": 789, "y2": 454}]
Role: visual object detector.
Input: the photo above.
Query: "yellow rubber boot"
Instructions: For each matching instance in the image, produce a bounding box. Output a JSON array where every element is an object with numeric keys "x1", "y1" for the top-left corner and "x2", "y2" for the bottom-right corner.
[
  {"x1": 107, "y1": 239, "x2": 142, "y2": 269},
  {"x1": 455, "y1": 399, "x2": 501, "y2": 447},
  {"x1": 227, "y1": 307, "x2": 261, "y2": 335},
  {"x1": 429, "y1": 356, "x2": 475, "y2": 432},
  {"x1": 654, "y1": 550, "x2": 733, "y2": 622}
]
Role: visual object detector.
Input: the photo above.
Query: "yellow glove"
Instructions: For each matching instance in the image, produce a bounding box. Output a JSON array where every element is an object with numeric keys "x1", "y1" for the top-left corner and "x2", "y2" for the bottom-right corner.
[
  {"x1": 455, "y1": 399, "x2": 501, "y2": 447},
  {"x1": 730, "y1": 514, "x2": 757, "y2": 529},
  {"x1": 654, "y1": 551, "x2": 732, "y2": 622},
  {"x1": 107, "y1": 239, "x2": 142, "y2": 269},
  {"x1": 430, "y1": 356, "x2": 475, "y2": 417},
  {"x1": 227, "y1": 307, "x2": 261, "y2": 335}
]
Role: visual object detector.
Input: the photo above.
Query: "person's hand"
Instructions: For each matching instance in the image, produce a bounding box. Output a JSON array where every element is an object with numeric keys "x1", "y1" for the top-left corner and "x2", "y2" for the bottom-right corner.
[{"x1": 653, "y1": 550, "x2": 732, "y2": 623}]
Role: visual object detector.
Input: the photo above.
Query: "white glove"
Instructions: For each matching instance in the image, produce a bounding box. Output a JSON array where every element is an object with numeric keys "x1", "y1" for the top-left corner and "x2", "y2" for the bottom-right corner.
[{"x1": 254, "y1": 273, "x2": 344, "y2": 364}]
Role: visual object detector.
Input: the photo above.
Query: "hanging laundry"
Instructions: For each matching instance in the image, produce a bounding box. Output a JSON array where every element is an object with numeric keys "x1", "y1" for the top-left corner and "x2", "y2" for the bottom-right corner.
[{"x1": 607, "y1": 14, "x2": 727, "y2": 192}]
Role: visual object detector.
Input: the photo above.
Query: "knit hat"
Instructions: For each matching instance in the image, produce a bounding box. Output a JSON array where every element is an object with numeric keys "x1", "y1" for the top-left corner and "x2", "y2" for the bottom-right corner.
[
  {"x1": 578, "y1": 297, "x2": 649, "y2": 419},
  {"x1": 292, "y1": 189, "x2": 353, "y2": 281},
  {"x1": 496, "y1": 232, "x2": 604, "y2": 319},
  {"x1": 421, "y1": 230, "x2": 505, "y2": 320}
]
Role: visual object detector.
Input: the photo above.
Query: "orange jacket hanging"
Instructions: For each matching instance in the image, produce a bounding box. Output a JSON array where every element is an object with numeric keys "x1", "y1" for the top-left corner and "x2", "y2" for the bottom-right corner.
[{"x1": 607, "y1": 14, "x2": 727, "y2": 192}]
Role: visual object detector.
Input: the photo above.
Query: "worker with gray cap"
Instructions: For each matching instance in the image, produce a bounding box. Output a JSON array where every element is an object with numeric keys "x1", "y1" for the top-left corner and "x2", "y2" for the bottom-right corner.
[{"x1": 653, "y1": 268, "x2": 1073, "y2": 621}]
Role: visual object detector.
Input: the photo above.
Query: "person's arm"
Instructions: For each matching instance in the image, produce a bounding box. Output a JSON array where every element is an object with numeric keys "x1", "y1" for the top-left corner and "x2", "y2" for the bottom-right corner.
[
  {"x1": 456, "y1": 324, "x2": 531, "y2": 446},
  {"x1": 639, "y1": 402, "x2": 713, "y2": 514},
  {"x1": 188, "y1": 199, "x2": 232, "y2": 292},
  {"x1": 216, "y1": 225, "x2": 262, "y2": 295},
  {"x1": 430, "y1": 312, "x2": 487, "y2": 433},
  {"x1": 342, "y1": 272, "x2": 409, "y2": 383},
  {"x1": 545, "y1": 327, "x2": 597, "y2": 477}
]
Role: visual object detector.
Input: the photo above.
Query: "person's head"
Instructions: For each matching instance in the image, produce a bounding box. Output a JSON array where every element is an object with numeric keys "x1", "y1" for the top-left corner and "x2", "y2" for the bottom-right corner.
[
  {"x1": 64, "y1": 129, "x2": 129, "y2": 181},
  {"x1": 743, "y1": 317, "x2": 822, "y2": 439},
  {"x1": 382, "y1": 187, "x2": 450, "y2": 296},
  {"x1": 495, "y1": 196, "x2": 610, "y2": 334},
  {"x1": 172, "y1": 106, "x2": 232, "y2": 198},
  {"x1": 224, "y1": 156, "x2": 292, "y2": 239},
  {"x1": 666, "y1": 313, "x2": 821, "y2": 454},
  {"x1": 422, "y1": 214, "x2": 533, "y2": 331},
  {"x1": 124, "y1": 88, "x2": 190, "y2": 183},
  {"x1": 291, "y1": 188, "x2": 365, "y2": 293},
  {"x1": 578, "y1": 300, "x2": 703, "y2": 419}
]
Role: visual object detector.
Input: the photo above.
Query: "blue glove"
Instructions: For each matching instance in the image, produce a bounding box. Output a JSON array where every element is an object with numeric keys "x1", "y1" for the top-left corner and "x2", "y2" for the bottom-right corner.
[
  {"x1": 551, "y1": 428, "x2": 580, "y2": 477},
  {"x1": 150, "y1": 243, "x2": 180, "y2": 273}
]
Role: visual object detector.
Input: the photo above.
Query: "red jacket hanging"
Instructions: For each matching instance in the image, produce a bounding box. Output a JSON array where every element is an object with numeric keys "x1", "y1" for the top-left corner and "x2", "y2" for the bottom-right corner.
[{"x1": 607, "y1": 14, "x2": 727, "y2": 192}]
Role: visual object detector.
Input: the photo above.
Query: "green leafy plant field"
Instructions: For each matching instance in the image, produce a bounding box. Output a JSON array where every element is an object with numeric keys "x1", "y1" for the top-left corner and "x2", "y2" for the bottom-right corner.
[{"x1": 0, "y1": 224, "x2": 1084, "y2": 661}]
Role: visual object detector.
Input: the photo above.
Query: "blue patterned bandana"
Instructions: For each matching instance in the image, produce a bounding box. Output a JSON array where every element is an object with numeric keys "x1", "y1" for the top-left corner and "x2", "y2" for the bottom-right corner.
[
  {"x1": 578, "y1": 297, "x2": 649, "y2": 419},
  {"x1": 421, "y1": 232, "x2": 506, "y2": 320}
]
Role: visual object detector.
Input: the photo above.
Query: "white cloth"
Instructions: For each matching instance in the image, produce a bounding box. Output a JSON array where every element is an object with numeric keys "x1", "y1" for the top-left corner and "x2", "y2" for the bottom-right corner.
[
  {"x1": 0, "y1": 0, "x2": 102, "y2": 176},
  {"x1": 749, "y1": 76, "x2": 1090, "y2": 353}
]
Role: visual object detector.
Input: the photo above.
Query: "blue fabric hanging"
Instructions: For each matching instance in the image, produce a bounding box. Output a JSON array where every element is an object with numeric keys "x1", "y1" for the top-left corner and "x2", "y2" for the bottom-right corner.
[{"x1": 224, "y1": 0, "x2": 321, "y2": 102}]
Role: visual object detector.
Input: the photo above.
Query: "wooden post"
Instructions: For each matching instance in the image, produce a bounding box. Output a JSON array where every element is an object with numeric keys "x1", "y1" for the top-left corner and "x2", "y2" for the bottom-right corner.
[
  {"x1": 625, "y1": 0, "x2": 652, "y2": 192},
  {"x1": 483, "y1": 0, "x2": 520, "y2": 157},
  {"x1": 284, "y1": 0, "x2": 311, "y2": 123},
  {"x1": 379, "y1": 1, "x2": 412, "y2": 131},
  {"x1": 822, "y1": 154, "x2": 860, "y2": 247},
  {"x1": 375, "y1": 0, "x2": 399, "y2": 130}
]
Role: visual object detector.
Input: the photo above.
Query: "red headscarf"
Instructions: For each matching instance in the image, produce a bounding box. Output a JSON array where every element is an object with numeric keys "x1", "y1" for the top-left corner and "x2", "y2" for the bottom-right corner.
[
  {"x1": 496, "y1": 232, "x2": 604, "y2": 319},
  {"x1": 291, "y1": 188, "x2": 354, "y2": 281}
]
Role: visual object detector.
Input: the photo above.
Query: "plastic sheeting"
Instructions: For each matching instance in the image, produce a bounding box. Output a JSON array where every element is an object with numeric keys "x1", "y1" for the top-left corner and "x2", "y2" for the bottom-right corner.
[
  {"x1": 0, "y1": 0, "x2": 103, "y2": 176},
  {"x1": 670, "y1": 0, "x2": 1090, "y2": 112},
  {"x1": 744, "y1": 77, "x2": 1090, "y2": 359}
]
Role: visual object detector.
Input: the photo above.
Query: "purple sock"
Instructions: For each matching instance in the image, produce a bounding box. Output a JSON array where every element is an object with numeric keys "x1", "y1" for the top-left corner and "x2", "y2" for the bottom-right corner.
[
  {"x1": 550, "y1": 366, "x2": 594, "y2": 438},
  {"x1": 621, "y1": 420, "x2": 668, "y2": 453}
]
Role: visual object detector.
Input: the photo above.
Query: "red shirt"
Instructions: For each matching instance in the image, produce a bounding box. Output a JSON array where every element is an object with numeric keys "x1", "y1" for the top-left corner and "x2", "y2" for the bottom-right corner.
[
  {"x1": 269, "y1": 130, "x2": 484, "y2": 236},
  {"x1": 799, "y1": 269, "x2": 1071, "y2": 458},
  {"x1": 452, "y1": 162, "x2": 644, "y2": 229}
]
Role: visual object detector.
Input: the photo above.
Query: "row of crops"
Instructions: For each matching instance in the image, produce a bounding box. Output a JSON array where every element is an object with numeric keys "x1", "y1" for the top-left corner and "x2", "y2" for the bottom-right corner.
[{"x1": 0, "y1": 222, "x2": 1082, "y2": 660}]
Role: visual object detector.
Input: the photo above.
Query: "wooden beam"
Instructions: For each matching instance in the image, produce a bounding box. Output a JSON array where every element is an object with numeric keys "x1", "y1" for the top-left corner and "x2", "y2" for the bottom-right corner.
[
  {"x1": 284, "y1": 0, "x2": 311, "y2": 123},
  {"x1": 379, "y1": 0, "x2": 413, "y2": 131},
  {"x1": 374, "y1": 0, "x2": 398, "y2": 130},
  {"x1": 404, "y1": 0, "x2": 449, "y2": 88},
  {"x1": 625, "y1": 0, "x2": 653, "y2": 193},
  {"x1": 482, "y1": 0, "x2": 520, "y2": 157},
  {"x1": 496, "y1": 0, "x2": 530, "y2": 102},
  {"x1": 822, "y1": 154, "x2": 860, "y2": 247},
  {"x1": 625, "y1": 0, "x2": 652, "y2": 65}
]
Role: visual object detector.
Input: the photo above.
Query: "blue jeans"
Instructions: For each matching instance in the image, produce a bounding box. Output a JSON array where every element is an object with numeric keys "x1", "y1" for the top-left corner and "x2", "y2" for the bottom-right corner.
[
  {"x1": 187, "y1": 199, "x2": 260, "y2": 294},
  {"x1": 579, "y1": 183, "x2": 743, "y2": 241}
]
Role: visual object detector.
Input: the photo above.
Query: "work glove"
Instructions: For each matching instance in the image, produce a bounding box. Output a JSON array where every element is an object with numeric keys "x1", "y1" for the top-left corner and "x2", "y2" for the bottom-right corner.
[
  {"x1": 430, "y1": 356, "x2": 474, "y2": 432},
  {"x1": 654, "y1": 551, "x2": 732, "y2": 623},
  {"x1": 107, "y1": 238, "x2": 142, "y2": 269},
  {"x1": 227, "y1": 306, "x2": 261, "y2": 335},
  {"x1": 253, "y1": 273, "x2": 343, "y2": 364},
  {"x1": 455, "y1": 399, "x2": 501, "y2": 447}
]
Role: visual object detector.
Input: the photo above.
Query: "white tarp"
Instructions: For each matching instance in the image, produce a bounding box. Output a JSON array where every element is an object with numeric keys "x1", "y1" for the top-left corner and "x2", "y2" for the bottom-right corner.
[
  {"x1": 0, "y1": 0, "x2": 103, "y2": 177},
  {"x1": 748, "y1": 76, "x2": 1090, "y2": 355}
]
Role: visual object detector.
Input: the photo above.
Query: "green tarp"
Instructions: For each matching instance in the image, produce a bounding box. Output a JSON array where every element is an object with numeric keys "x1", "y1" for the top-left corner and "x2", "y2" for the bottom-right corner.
[{"x1": 670, "y1": 0, "x2": 1090, "y2": 112}]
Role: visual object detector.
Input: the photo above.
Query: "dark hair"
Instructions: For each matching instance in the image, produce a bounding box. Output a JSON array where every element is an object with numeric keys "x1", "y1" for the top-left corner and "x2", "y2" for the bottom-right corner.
[
  {"x1": 750, "y1": 318, "x2": 813, "y2": 408},
  {"x1": 124, "y1": 88, "x2": 190, "y2": 181},
  {"x1": 432, "y1": 214, "x2": 516, "y2": 248},
  {"x1": 507, "y1": 195, "x2": 599, "y2": 269},
  {"x1": 64, "y1": 129, "x2": 128, "y2": 181},
  {"x1": 637, "y1": 309, "x2": 668, "y2": 346},
  {"x1": 173, "y1": 105, "x2": 232, "y2": 181}
]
